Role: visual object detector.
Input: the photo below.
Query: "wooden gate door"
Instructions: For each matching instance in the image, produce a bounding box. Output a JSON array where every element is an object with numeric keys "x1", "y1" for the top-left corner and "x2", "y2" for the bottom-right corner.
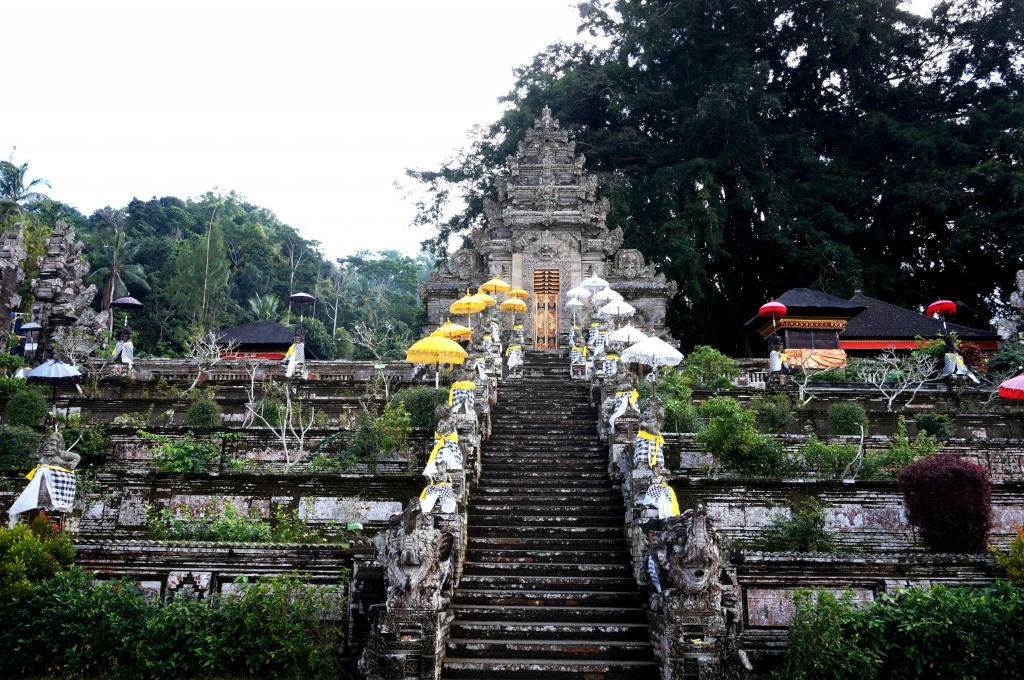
[{"x1": 533, "y1": 269, "x2": 559, "y2": 349}]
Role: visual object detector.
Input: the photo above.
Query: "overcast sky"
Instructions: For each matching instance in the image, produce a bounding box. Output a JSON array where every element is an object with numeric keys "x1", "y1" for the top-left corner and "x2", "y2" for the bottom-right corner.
[
  {"x1": 5, "y1": 1, "x2": 934, "y2": 263},
  {"x1": 3, "y1": 0, "x2": 585, "y2": 260}
]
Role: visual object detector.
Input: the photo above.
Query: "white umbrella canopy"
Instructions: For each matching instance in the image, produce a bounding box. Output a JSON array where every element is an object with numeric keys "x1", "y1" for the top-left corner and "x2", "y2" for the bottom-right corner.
[
  {"x1": 607, "y1": 323, "x2": 648, "y2": 347},
  {"x1": 620, "y1": 335, "x2": 684, "y2": 397},
  {"x1": 566, "y1": 286, "x2": 592, "y2": 301},
  {"x1": 620, "y1": 336, "x2": 684, "y2": 368},
  {"x1": 599, "y1": 299, "x2": 636, "y2": 320},
  {"x1": 580, "y1": 274, "x2": 608, "y2": 294},
  {"x1": 566, "y1": 297, "x2": 585, "y2": 324},
  {"x1": 592, "y1": 287, "x2": 624, "y2": 305}
]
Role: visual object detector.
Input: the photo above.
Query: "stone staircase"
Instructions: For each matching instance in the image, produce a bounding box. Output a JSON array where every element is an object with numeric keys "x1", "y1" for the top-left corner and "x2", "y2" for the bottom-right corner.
[{"x1": 443, "y1": 351, "x2": 658, "y2": 678}]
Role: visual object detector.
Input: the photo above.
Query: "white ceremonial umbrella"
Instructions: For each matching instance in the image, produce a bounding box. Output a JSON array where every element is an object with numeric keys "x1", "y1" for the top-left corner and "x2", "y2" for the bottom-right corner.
[
  {"x1": 566, "y1": 286, "x2": 592, "y2": 301},
  {"x1": 607, "y1": 323, "x2": 648, "y2": 348},
  {"x1": 580, "y1": 274, "x2": 608, "y2": 294},
  {"x1": 620, "y1": 336, "x2": 684, "y2": 397},
  {"x1": 566, "y1": 298, "x2": 585, "y2": 324},
  {"x1": 592, "y1": 287, "x2": 624, "y2": 306},
  {"x1": 598, "y1": 299, "x2": 636, "y2": 328}
]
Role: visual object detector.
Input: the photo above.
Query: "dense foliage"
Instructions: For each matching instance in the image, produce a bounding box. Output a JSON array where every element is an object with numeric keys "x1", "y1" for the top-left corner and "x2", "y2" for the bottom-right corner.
[
  {"x1": 0, "y1": 569, "x2": 344, "y2": 679},
  {"x1": 754, "y1": 498, "x2": 836, "y2": 553},
  {"x1": 898, "y1": 454, "x2": 993, "y2": 553},
  {"x1": 409, "y1": 0, "x2": 1024, "y2": 352},
  {"x1": 697, "y1": 396, "x2": 787, "y2": 475},
  {"x1": 826, "y1": 402, "x2": 868, "y2": 436},
  {"x1": 0, "y1": 516, "x2": 75, "y2": 600},
  {"x1": 777, "y1": 583, "x2": 1024, "y2": 679},
  {"x1": 0, "y1": 424, "x2": 43, "y2": 470}
]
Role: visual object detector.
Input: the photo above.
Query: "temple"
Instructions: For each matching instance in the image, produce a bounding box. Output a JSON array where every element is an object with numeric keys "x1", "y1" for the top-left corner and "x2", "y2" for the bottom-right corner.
[{"x1": 422, "y1": 107, "x2": 676, "y2": 347}]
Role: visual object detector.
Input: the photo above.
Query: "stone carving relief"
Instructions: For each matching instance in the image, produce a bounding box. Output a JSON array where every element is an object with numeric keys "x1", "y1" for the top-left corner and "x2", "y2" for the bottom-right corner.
[
  {"x1": 612, "y1": 248, "x2": 656, "y2": 280},
  {"x1": 0, "y1": 224, "x2": 27, "y2": 344},
  {"x1": 377, "y1": 501, "x2": 458, "y2": 612},
  {"x1": 646, "y1": 503, "x2": 733, "y2": 613},
  {"x1": 446, "y1": 249, "x2": 483, "y2": 280}
]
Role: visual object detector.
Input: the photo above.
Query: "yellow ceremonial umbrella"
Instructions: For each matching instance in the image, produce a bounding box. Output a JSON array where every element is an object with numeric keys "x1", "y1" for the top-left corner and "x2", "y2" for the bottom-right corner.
[
  {"x1": 450, "y1": 290, "x2": 487, "y2": 329},
  {"x1": 499, "y1": 297, "x2": 528, "y2": 326},
  {"x1": 506, "y1": 287, "x2": 529, "y2": 300},
  {"x1": 406, "y1": 331, "x2": 468, "y2": 416},
  {"x1": 435, "y1": 318, "x2": 473, "y2": 342},
  {"x1": 479, "y1": 276, "x2": 511, "y2": 294},
  {"x1": 472, "y1": 292, "x2": 497, "y2": 308}
]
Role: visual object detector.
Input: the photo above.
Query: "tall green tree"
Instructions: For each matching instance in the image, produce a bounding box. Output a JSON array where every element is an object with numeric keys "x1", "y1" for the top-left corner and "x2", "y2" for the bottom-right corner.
[
  {"x1": 88, "y1": 229, "x2": 150, "y2": 308},
  {"x1": 0, "y1": 159, "x2": 50, "y2": 225},
  {"x1": 409, "y1": 0, "x2": 1024, "y2": 354}
]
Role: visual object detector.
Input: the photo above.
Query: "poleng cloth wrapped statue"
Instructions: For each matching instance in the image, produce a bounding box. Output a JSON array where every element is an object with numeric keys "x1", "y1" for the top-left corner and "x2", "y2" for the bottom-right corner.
[
  {"x1": 506, "y1": 344, "x2": 523, "y2": 371},
  {"x1": 512, "y1": 324, "x2": 525, "y2": 345},
  {"x1": 419, "y1": 481, "x2": 457, "y2": 513},
  {"x1": 8, "y1": 465, "x2": 76, "y2": 528},
  {"x1": 568, "y1": 325, "x2": 581, "y2": 347},
  {"x1": 570, "y1": 345, "x2": 588, "y2": 365},
  {"x1": 112, "y1": 339, "x2": 134, "y2": 369},
  {"x1": 283, "y1": 342, "x2": 306, "y2": 378},
  {"x1": 474, "y1": 358, "x2": 487, "y2": 381},
  {"x1": 423, "y1": 432, "x2": 462, "y2": 478},
  {"x1": 604, "y1": 353, "x2": 620, "y2": 378},
  {"x1": 483, "y1": 333, "x2": 495, "y2": 354},
  {"x1": 448, "y1": 380, "x2": 476, "y2": 414},
  {"x1": 642, "y1": 482, "x2": 680, "y2": 520},
  {"x1": 634, "y1": 429, "x2": 666, "y2": 469},
  {"x1": 608, "y1": 388, "x2": 640, "y2": 433}
]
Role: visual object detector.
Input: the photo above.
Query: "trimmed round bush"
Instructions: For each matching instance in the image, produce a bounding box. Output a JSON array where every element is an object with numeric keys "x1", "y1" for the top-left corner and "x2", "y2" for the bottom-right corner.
[
  {"x1": 186, "y1": 399, "x2": 223, "y2": 427},
  {"x1": 827, "y1": 402, "x2": 868, "y2": 436},
  {"x1": 898, "y1": 455, "x2": 992, "y2": 553},
  {"x1": 914, "y1": 413, "x2": 954, "y2": 440},
  {"x1": 5, "y1": 389, "x2": 49, "y2": 428},
  {"x1": 0, "y1": 425, "x2": 43, "y2": 470}
]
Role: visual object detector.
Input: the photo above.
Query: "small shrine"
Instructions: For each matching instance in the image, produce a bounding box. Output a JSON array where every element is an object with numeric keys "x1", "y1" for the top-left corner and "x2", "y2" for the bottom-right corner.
[
  {"x1": 422, "y1": 107, "x2": 676, "y2": 348},
  {"x1": 216, "y1": 320, "x2": 305, "y2": 360},
  {"x1": 747, "y1": 288, "x2": 866, "y2": 368}
]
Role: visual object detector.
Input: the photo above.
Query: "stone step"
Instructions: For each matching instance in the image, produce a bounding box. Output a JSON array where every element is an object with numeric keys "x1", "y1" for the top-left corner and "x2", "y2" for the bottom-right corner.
[
  {"x1": 475, "y1": 482, "x2": 619, "y2": 493},
  {"x1": 460, "y1": 561, "x2": 633, "y2": 578},
  {"x1": 466, "y1": 525, "x2": 624, "y2": 539},
  {"x1": 443, "y1": 658, "x2": 659, "y2": 678},
  {"x1": 452, "y1": 588, "x2": 641, "y2": 608},
  {"x1": 468, "y1": 515, "x2": 623, "y2": 528},
  {"x1": 447, "y1": 638, "x2": 654, "y2": 661},
  {"x1": 450, "y1": 603, "x2": 647, "y2": 624},
  {"x1": 470, "y1": 494, "x2": 621, "y2": 505},
  {"x1": 480, "y1": 470, "x2": 612, "y2": 481},
  {"x1": 469, "y1": 505, "x2": 624, "y2": 517},
  {"x1": 457, "y1": 574, "x2": 637, "y2": 591},
  {"x1": 467, "y1": 536, "x2": 627, "y2": 550},
  {"x1": 464, "y1": 549, "x2": 631, "y2": 565},
  {"x1": 449, "y1": 620, "x2": 650, "y2": 642}
]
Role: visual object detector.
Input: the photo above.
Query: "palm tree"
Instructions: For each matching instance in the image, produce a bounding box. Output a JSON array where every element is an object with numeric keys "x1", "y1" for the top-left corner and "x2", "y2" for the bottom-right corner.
[
  {"x1": 0, "y1": 159, "x2": 51, "y2": 224},
  {"x1": 247, "y1": 293, "x2": 283, "y2": 322},
  {"x1": 89, "y1": 229, "x2": 150, "y2": 308}
]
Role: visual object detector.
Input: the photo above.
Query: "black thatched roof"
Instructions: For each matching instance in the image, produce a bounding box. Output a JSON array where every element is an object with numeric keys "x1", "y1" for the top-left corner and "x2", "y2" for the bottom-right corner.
[
  {"x1": 776, "y1": 288, "x2": 867, "y2": 316},
  {"x1": 217, "y1": 321, "x2": 293, "y2": 346},
  {"x1": 744, "y1": 288, "x2": 866, "y2": 328},
  {"x1": 841, "y1": 292, "x2": 998, "y2": 341}
]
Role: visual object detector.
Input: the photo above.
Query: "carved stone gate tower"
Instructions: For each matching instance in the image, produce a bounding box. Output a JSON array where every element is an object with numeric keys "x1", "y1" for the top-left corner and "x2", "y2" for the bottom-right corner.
[{"x1": 423, "y1": 107, "x2": 676, "y2": 346}]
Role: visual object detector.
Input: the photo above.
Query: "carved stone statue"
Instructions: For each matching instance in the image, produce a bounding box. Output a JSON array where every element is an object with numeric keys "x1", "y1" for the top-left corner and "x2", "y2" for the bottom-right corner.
[
  {"x1": 378, "y1": 500, "x2": 457, "y2": 612},
  {"x1": 37, "y1": 430, "x2": 81, "y2": 471}
]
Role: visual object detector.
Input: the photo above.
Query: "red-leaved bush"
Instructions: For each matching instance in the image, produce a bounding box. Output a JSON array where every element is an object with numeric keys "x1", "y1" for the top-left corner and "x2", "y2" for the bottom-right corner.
[{"x1": 898, "y1": 455, "x2": 992, "y2": 553}]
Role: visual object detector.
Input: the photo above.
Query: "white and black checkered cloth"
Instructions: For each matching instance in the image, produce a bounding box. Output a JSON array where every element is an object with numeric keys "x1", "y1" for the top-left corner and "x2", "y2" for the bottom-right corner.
[
  {"x1": 451, "y1": 387, "x2": 475, "y2": 414},
  {"x1": 419, "y1": 482, "x2": 458, "y2": 513},
  {"x1": 592, "y1": 333, "x2": 606, "y2": 351},
  {"x1": 608, "y1": 390, "x2": 639, "y2": 433},
  {"x1": 568, "y1": 326, "x2": 580, "y2": 347},
  {"x1": 642, "y1": 483, "x2": 678, "y2": 519},
  {"x1": 44, "y1": 468, "x2": 76, "y2": 512},
  {"x1": 647, "y1": 555, "x2": 663, "y2": 593},
  {"x1": 475, "y1": 359, "x2": 488, "y2": 381},
  {"x1": 634, "y1": 434, "x2": 665, "y2": 469},
  {"x1": 570, "y1": 346, "x2": 587, "y2": 364},
  {"x1": 604, "y1": 357, "x2": 619, "y2": 377}
]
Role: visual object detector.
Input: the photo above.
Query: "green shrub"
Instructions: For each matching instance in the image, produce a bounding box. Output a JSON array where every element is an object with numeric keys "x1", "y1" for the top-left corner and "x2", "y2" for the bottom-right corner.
[
  {"x1": 827, "y1": 402, "x2": 868, "y2": 436},
  {"x1": 0, "y1": 376, "x2": 26, "y2": 397},
  {"x1": 56, "y1": 414, "x2": 111, "y2": 467},
  {"x1": 0, "y1": 424, "x2": 42, "y2": 470},
  {"x1": 4, "y1": 388, "x2": 48, "y2": 428},
  {"x1": 300, "y1": 317, "x2": 337, "y2": 360},
  {"x1": 751, "y1": 393, "x2": 796, "y2": 433},
  {"x1": 993, "y1": 525, "x2": 1024, "y2": 586},
  {"x1": 755, "y1": 498, "x2": 836, "y2": 553},
  {"x1": 0, "y1": 569, "x2": 344, "y2": 678},
  {"x1": 392, "y1": 385, "x2": 438, "y2": 429},
  {"x1": 146, "y1": 501, "x2": 346, "y2": 545},
  {"x1": 898, "y1": 454, "x2": 992, "y2": 553},
  {"x1": 0, "y1": 517, "x2": 76, "y2": 600},
  {"x1": 777, "y1": 583, "x2": 1024, "y2": 679},
  {"x1": 987, "y1": 342, "x2": 1024, "y2": 375},
  {"x1": 860, "y1": 416, "x2": 941, "y2": 479},
  {"x1": 142, "y1": 430, "x2": 220, "y2": 473},
  {"x1": 681, "y1": 345, "x2": 740, "y2": 389},
  {"x1": 914, "y1": 412, "x2": 954, "y2": 440},
  {"x1": 697, "y1": 396, "x2": 788, "y2": 475},
  {"x1": 798, "y1": 437, "x2": 859, "y2": 478},
  {"x1": 252, "y1": 397, "x2": 286, "y2": 427},
  {"x1": 185, "y1": 398, "x2": 223, "y2": 427},
  {"x1": 0, "y1": 353, "x2": 24, "y2": 376},
  {"x1": 808, "y1": 365, "x2": 852, "y2": 382}
]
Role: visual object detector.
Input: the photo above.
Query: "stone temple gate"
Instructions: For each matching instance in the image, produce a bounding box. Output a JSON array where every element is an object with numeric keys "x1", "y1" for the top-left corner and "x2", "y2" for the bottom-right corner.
[{"x1": 423, "y1": 107, "x2": 676, "y2": 347}]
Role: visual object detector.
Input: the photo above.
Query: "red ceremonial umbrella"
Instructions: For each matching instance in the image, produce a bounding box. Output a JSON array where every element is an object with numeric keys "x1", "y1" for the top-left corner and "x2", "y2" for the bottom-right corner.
[
  {"x1": 999, "y1": 373, "x2": 1024, "y2": 401},
  {"x1": 759, "y1": 299, "x2": 787, "y2": 337},
  {"x1": 927, "y1": 299, "x2": 957, "y2": 334}
]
